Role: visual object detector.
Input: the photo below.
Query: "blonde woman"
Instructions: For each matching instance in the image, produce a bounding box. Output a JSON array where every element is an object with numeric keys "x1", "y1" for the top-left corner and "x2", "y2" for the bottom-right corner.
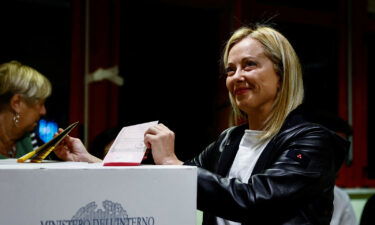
[
  {"x1": 0, "y1": 61, "x2": 51, "y2": 159},
  {"x1": 143, "y1": 25, "x2": 349, "y2": 224},
  {"x1": 56, "y1": 25, "x2": 349, "y2": 224}
]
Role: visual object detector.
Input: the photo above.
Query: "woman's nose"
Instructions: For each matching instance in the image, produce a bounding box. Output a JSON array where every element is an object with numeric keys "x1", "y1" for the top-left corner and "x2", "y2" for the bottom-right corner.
[{"x1": 233, "y1": 69, "x2": 245, "y2": 82}]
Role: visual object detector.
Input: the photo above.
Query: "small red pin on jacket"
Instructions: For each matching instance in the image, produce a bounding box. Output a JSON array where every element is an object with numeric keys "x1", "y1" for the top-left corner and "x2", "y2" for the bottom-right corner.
[{"x1": 286, "y1": 150, "x2": 310, "y2": 168}]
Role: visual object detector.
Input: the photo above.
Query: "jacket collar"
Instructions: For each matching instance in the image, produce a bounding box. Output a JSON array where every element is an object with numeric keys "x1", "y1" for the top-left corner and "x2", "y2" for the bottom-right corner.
[{"x1": 216, "y1": 123, "x2": 247, "y2": 177}]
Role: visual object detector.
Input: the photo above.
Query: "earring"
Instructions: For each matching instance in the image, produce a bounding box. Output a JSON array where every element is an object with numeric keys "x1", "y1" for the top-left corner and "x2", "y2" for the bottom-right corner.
[{"x1": 13, "y1": 113, "x2": 20, "y2": 126}]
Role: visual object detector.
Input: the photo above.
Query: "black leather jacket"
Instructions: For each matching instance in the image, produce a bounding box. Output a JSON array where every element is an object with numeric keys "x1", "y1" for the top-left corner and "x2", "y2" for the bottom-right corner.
[{"x1": 185, "y1": 108, "x2": 349, "y2": 225}]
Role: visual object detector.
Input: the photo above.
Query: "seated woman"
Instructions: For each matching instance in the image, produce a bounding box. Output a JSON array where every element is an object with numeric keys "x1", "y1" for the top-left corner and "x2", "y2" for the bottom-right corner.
[{"x1": 0, "y1": 61, "x2": 51, "y2": 159}]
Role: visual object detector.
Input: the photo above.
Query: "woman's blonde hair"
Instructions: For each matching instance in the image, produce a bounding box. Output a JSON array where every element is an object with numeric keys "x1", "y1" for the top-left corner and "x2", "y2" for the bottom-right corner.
[
  {"x1": 0, "y1": 61, "x2": 51, "y2": 109},
  {"x1": 223, "y1": 25, "x2": 304, "y2": 140}
]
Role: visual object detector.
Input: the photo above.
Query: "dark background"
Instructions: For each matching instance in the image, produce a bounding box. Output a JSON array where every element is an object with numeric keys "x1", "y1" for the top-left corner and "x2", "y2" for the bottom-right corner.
[
  {"x1": 1, "y1": 0, "x2": 373, "y2": 185},
  {"x1": 0, "y1": 0, "x2": 341, "y2": 161},
  {"x1": 119, "y1": 1, "x2": 223, "y2": 160}
]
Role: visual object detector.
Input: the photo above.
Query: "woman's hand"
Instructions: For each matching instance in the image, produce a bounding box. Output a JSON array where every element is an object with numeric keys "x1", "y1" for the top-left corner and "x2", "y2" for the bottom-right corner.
[
  {"x1": 54, "y1": 129, "x2": 102, "y2": 163},
  {"x1": 144, "y1": 123, "x2": 182, "y2": 165}
]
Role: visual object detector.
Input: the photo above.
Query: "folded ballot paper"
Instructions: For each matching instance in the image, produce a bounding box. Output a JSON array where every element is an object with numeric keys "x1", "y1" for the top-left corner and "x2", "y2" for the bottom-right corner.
[
  {"x1": 103, "y1": 121, "x2": 158, "y2": 166},
  {"x1": 17, "y1": 121, "x2": 79, "y2": 163}
]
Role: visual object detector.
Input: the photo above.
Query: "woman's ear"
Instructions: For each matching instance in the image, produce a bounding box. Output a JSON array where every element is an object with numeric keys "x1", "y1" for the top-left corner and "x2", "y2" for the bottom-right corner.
[{"x1": 9, "y1": 94, "x2": 23, "y2": 113}]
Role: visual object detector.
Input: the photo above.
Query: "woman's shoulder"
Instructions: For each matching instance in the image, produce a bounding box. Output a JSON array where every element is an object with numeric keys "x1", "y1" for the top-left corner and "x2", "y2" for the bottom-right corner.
[
  {"x1": 275, "y1": 120, "x2": 349, "y2": 169},
  {"x1": 277, "y1": 120, "x2": 343, "y2": 145}
]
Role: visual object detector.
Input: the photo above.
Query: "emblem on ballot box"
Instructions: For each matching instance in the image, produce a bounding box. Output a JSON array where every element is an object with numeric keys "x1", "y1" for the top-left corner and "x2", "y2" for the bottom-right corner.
[{"x1": 40, "y1": 200, "x2": 156, "y2": 225}]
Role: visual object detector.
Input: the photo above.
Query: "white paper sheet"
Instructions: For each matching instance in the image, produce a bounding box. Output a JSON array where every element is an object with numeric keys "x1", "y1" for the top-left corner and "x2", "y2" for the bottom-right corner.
[{"x1": 103, "y1": 121, "x2": 158, "y2": 166}]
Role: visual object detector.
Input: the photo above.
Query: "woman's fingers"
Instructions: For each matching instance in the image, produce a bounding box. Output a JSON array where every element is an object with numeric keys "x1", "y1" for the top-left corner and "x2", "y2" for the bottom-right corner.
[
  {"x1": 145, "y1": 123, "x2": 165, "y2": 135},
  {"x1": 144, "y1": 133, "x2": 152, "y2": 149},
  {"x1": 144, "y1": 124, "x2": 174, "y2": 144}
]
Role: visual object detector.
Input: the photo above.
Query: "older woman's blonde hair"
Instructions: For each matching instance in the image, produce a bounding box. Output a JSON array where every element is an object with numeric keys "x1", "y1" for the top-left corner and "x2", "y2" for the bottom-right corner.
[
  {"x1": 223, "y1": 25, "x2": 304, "y2": 141},
  {"x1": 0, "y1": 61, "x2": 51, "y2": 110}
]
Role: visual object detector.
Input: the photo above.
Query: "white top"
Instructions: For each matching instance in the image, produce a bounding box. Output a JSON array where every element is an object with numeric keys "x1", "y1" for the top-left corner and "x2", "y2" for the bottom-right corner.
[
  {"x1": 216, "y1": 130, "x2": 270, "y2": 225},
  {"x1": 330, "y1": 186, "x2": 357, "y2": 225}
]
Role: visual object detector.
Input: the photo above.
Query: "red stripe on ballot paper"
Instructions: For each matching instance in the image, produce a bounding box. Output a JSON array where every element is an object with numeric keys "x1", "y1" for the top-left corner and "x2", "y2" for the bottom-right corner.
[{"x1": 103, "y1": 162, "x2": 141, "y2": 166}]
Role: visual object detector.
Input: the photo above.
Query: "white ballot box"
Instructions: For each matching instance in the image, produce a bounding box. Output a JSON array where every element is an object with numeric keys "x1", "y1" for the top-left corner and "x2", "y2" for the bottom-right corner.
[{"x1": 0, "y1": 159, "x2": 197, "y2": 225}]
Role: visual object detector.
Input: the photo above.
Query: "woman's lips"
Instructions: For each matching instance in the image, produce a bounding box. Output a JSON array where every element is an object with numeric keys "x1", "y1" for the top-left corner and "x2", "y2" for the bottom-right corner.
[{"x1": 234, "y1": 88, "x2": 249, "y2": 95}]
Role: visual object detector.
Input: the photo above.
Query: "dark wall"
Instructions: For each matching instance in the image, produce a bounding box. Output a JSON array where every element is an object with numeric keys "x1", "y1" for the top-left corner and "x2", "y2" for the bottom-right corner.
[
  {"x1": 119, "y1": 1, "x2": 225, "y2": 160},
  {"x1": 277, "y1": 23, "x2": 339, "y2": 115},
  {"x1": 367, "y1": 33, "x2": 375, "y2": 178}
]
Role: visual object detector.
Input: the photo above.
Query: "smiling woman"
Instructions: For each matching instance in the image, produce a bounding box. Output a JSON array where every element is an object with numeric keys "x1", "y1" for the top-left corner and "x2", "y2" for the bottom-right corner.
[
  {"x1": 223, "y1": 26, "x2": 304, "y2": 141},
  {"x1": 225, "y1": 36, "x2": 281, "y2": 131},
  {"x1": 141, "y1": 25, "x2": 347, "y2": 225},
  {"x1": 0, "y1": 61, "x2": 51, "y2": 159},
  {"x1": 53, "y1": 24, "x2": 350, "y2": 225}
]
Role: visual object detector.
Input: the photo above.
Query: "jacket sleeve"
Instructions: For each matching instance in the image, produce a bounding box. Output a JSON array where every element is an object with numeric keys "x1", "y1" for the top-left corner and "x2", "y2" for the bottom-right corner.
[{"x1": 186, "y1": 126, "x2": 342, "y2": 223}]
